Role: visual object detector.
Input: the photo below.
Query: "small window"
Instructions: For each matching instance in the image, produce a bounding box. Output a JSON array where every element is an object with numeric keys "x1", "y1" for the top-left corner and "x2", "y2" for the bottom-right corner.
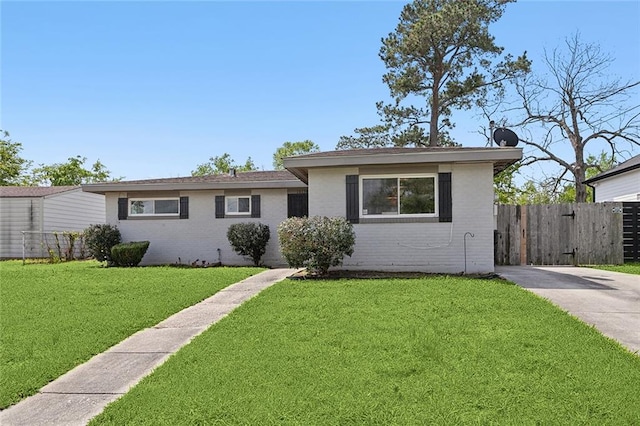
[
  {"x1": 226, "y1": 196, "x2": 251, "y2": 215},
  {"x1": 130, "y1": 198, "x2": 179, "y2": 216},
  {"x1": 361, "y1": 175, "x2": 436, "y2": 217}
]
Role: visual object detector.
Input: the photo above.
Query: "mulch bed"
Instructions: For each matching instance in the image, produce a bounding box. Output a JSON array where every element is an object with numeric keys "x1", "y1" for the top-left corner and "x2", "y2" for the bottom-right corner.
[{"x1": 288, "y1": 269, "x2": 501, "y2": 280}]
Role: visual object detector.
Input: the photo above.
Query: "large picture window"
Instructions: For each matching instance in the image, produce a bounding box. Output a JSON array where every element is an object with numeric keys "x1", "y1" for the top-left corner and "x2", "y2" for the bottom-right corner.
[
  {"x1": 361, "y1": 175, "x2": 436, "y2": 217},
  {"x1": 130, "y1": 198, "x2": 179, "y2": 216}
]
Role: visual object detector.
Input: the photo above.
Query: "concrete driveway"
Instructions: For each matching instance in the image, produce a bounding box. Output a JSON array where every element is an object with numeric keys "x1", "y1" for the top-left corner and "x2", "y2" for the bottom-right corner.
[{"x1": 496, "y1": 266, "x2": 640, "y2": 355}]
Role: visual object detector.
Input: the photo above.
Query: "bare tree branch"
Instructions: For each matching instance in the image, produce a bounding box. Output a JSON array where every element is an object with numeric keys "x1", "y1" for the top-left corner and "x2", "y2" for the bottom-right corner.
[{"x1": 503, "y1": 32, "x2": 640, "y2": 202}]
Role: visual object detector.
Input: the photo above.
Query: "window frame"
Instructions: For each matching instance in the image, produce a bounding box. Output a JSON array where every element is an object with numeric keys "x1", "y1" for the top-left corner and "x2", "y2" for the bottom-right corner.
[
  {"x1": 129, "y1": 197, "x2": 180, "y2": 217},
  {"x1": 359, "y1": 174, "x2": 438, "y2": 218},
  {"x1": 225, "y1": 195, "x2": 252, "y2": 215}
]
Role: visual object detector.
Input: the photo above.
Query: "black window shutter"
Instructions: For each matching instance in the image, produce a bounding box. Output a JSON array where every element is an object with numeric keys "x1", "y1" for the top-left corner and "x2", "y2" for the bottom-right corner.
[
  {"x1": 251, "y1": 195, "x2": 261, "y2": 218},
  {"x1": 438, "y1": 172, "x2": 452, "y2": 222},
  {"x1": 288, "y1": 193, "x2": 309, "y2": 218},
  {"x1": 118, "y1": 198, "x2": 128, "y2": 220},
  {"x1": 179, "y1": 196, "x2": 189, "y2": 219},
  {"x1": 345, "y1": 175, "x2": 359, "y2": 224},
  {"x1": 215, "y1": 195, "x2": 225, "y2": 218}
]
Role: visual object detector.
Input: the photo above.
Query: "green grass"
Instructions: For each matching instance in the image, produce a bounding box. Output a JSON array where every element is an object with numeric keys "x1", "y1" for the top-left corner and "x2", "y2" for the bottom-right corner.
[
  {"x1": 0, "y1": 260, "x2": 263, "y2": 409},
  {"x1": 91, "y1": 276, "x2": 640, "y2": 425},
  {"x1": 584, "y1": 262, "x2": 640, "y2": 275}
]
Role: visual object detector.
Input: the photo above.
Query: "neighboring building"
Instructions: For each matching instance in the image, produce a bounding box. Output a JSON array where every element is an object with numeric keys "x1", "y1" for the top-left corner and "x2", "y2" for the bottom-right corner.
[
  {"x1": 584, "y1": 155, "x2": 640, "y2": 202},
  {"x1": 84, "y1": 147, "x2": 521, "y2": 273},
  {"x1": 0, "y1": 186, "x2": 106, "y2": 259}
]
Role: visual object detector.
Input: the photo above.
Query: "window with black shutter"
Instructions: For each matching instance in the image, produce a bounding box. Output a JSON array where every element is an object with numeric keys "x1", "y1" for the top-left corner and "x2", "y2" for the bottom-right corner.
[
  {"x1": 118, "y1": 198, "x2": 128, "y2": 220},
  {"x1": 345, "y1": 175, "x2": 359, "y2": 224},
  {"x1": 438, "y1": 172, "x2": 452, "y2": 222},
  {"x1": 179, "y1": 197, "x2": 189, "y2": 219},
  {"x1": 215, "y1": 195, "x2": 225, "y2": 218}
]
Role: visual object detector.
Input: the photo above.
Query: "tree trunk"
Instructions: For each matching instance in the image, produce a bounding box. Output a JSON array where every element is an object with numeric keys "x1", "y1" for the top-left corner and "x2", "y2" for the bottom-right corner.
[
  {"x1": 573, "y1": 144, "x2": 588, "y2": 202},
  {"x1": 429, "y1": 76, "x2": 440, "y2": 147},
  {"x1": 429, "y1": 108, "x2": 439, "y2": 146}
]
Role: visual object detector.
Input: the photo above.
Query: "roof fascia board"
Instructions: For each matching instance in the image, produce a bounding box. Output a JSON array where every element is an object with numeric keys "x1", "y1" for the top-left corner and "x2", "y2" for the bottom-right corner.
[
  {"x1": 583, "y1": 162, "x2": 640, "y2": 184},
  {"x1": 283, "y1": 148, "x2": 522, "y2": 169},
  {"x1": 82, "y1": 180, "x2": 306, "y2": 194},
  {"x1": 43, "y1": 187, "x2": 82, "y2": 199}
]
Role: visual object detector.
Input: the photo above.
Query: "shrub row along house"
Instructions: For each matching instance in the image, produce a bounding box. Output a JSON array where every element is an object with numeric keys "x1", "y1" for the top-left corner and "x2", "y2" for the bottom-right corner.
[{"x1": 82, "y1": 147, "x2": 522, "y2": 273}]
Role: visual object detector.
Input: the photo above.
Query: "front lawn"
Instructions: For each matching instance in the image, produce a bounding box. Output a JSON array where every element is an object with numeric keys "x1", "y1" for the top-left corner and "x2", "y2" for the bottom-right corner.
[
  {"x1": 91, "y1": 276, "x2": 640, "y2": 425},
  {"x1": 585, "y1": 262, "x2": 640, "y2": 275},
  {"x1": 0, "y1": 260, "x2": 263, "y2": 409}
]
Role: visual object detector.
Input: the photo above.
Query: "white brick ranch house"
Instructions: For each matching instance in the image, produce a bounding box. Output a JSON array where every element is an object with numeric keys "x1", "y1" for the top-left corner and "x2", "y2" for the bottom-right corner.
[{"x1": 82, "y1": 147, "x2": 521, "y2": 273}]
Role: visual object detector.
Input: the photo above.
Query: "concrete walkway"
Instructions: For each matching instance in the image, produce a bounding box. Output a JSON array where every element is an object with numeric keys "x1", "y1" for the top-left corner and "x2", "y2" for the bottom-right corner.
[
  {"x1": 496, "y1": 266, "x2": 640, "y2": 354},
  {"x1": 1, "y1": 268, "x2": 298, "y2": 426}
]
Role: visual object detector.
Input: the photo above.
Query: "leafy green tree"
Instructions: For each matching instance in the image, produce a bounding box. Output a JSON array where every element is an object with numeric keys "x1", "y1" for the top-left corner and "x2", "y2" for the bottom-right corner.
[
  {"x1": 191, "y1": 153, "x2": 257, "y2": 176},
  {"x1": 31, "y1": 156, "x2": 117, "y2": 186},
  {"x1": 0, "y1": 130, "x2": 33, "y2": 186},
  {"x1": 493, "y1": 163, "x2": 521, "y2": 205},
  {"x1": 272, "y1": 140, "x2": 320, "y2": 170},
  {"x1": 514, "y1": 180, "x2": 555, "y2": 205},
  {"x1": 339, "y1": 0, "x2": 529, "y2": 149},
  {"x1": 336, "y1": 125, "x2": 393, "y2": 150}
]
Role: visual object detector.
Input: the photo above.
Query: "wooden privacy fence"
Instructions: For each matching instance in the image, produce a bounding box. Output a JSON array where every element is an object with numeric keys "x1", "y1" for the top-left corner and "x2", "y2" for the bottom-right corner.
[{"x1": 495, "y1": 202, "x2": 640, "y2": 265}]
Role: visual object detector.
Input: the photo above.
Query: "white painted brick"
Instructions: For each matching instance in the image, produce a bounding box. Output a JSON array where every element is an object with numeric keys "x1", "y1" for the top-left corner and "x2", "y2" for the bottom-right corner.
[
  {"x1": 107, "y1": 190, "x2": 290, "y2": 266},
  {"x1": 104, "y1": 162, "x2": 497, "y2": 273},
  {"x1": 309, "y1": 163, "x2": 495, "y2": 273}
]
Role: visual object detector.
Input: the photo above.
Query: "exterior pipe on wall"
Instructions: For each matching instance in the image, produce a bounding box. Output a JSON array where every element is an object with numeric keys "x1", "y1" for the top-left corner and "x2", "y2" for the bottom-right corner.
[
  {"x1": 463, "y1": 232, "x2": 475, "y2": 274},
  {"x1": 22, "y1": 231, "x2": 26, "y2": 266},
  {"x1": 398, "y1": 222, "x2": 455, "y2": 250}
]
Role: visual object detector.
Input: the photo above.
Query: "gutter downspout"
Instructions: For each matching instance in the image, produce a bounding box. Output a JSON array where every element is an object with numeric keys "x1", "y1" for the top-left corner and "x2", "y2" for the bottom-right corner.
[{"x1": 584, "y1": 182, "x2": 596, "y2": 202}]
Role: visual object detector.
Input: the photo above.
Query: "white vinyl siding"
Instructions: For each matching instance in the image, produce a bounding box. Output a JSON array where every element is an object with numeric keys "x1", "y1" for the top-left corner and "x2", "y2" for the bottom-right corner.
[
  {"x1": 0, "y1": 197, "x2": 44, "y2": 258},
  {"x1": 1, "y1": 190, "x2": 105, "y2": 259},
  {"x1": 43, "y1": 190, "x2": 105, "y2": 230},
  {"x1": 592, "y1": 169, "x2": 640, "y2": 202}
]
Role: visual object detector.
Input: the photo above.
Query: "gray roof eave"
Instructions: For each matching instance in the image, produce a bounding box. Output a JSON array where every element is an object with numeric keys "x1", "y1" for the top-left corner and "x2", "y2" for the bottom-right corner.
[
  {"x1": 82, "y1": 179, "x2": 307, "y2": 194},
  {"x1": 284, "y1": 148, "x2": 522, "y2": 181},
  {"x1": 583, "y1": 157, "x2": 640, "y2": 185}
]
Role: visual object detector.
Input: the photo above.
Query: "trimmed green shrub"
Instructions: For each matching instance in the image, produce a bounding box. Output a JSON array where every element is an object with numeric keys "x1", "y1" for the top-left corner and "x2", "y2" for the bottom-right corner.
[
  {"x1": 278, "y1": 216, "x2": 355, "y2": 276},
  {"x1": 227, "y1": 222, "x2": 270, "y2": 266},
  {"x1": 83, "y1": 224, "x2": 121, "y2": 263},
  {"x1": 110, "y1": 241, "x2": 150, "y2": 267}
]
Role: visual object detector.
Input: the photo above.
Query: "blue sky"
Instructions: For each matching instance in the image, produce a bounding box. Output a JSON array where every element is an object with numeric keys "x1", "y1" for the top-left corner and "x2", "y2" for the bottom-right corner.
[{"x1": 2, "y1": 0, "x2": 639, "y2": 181}]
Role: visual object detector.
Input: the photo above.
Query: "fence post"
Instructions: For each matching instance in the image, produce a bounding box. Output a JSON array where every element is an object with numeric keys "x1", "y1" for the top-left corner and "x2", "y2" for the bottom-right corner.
[{"x1": 520, "y1": 204, "x2": 527, "y2": 265}]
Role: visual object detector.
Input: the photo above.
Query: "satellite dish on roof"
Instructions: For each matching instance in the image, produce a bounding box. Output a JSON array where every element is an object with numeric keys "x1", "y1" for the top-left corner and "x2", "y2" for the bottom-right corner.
[{"x1": 493, "y1": 128, "x2": 519, "y2": 147}]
